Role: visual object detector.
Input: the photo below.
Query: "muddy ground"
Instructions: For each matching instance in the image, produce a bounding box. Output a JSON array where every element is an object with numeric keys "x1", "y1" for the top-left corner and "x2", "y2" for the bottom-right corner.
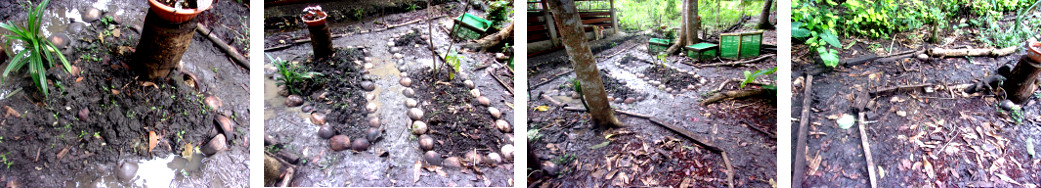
[
  {"x1": 791, "y1": 21, "x2": 1041, "y2": 187},
  {"x1": 264, "y1": 1, "x2": 514, "y2": 187},
  {"x1": 527, "y1": 28, "x2": 778, "y2": 187},
  {"x1": 0, "y1": 0, "x2": 250, "y2": 187}
]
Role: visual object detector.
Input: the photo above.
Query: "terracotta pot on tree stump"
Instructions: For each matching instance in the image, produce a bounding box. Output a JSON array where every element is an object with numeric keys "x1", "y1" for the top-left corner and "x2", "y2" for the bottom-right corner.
[
  {"x1": 303, "y1": 6, "x2": 334, "y2": 57},
  {"x1": 1004, "y1": 41, "x2": 1041, "y2": 104},
  {"x1": 134, "y1": 0, "x2": 214, "y2": 80}
]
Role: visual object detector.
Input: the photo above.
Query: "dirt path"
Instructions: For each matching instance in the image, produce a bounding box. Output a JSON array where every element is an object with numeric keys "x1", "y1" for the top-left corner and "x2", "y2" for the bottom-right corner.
[
  {"x1": 264, "y1": 3, "x2": 514, "y2": 186},
  {"x1": 528, "y1": 31, "x2": 777, "y2": 187}
]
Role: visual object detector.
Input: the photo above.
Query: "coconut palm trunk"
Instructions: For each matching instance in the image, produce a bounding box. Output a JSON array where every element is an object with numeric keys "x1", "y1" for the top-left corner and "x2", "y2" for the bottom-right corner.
[
  {"x1": 757, "y1": 0, "x2": 775, "y2": 29},
  {"x1": 545, "y1": 0, "x2": 625, "y2": 128},
  {"x1": 666, "y1": 0, "x2": 699, "y2": 55}
]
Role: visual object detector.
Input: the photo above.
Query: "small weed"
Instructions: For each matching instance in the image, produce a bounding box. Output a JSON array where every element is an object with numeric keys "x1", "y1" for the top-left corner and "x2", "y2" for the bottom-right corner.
[{"x1": 742, "y1": 67, "x2": 777, "y2": 90}]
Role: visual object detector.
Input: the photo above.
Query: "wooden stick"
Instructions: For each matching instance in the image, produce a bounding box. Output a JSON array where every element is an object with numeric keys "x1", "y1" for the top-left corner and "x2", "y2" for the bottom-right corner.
[
  {"x1": 722, "y1": 152, "x2": 736, "y2": 188},
  {"x1": 700, "y1": 89, "x2": 767, "y2": 105},
  {"x1": 280, "y1": 167, "x2": 295, "y2": 187},
  {"x1": 695, "y1": 54, "x2": 775, "y2": 67},
  {"x1": 263, "y1": 16, "x2": 445, "y2": 51},
  {"x1": 530, "y1": 70, "x2": 574, "y2": 89},
  {"x1": 870, "y1": 83, "x2": 934, "y2": 95},
  {"x1": 612, "y1": 110, "x2": 723, "y2": 153},
  {"x1": 487, "y1": 68, "x2": 514, "y2": 95},
  {"x1": 793, "y1": 74, "x2": 813, "y2": 187},
  {"x1": 542, "y1": 94, "x2": 564, "y2": 106},
  {"x1": 858, "y1": 112, "x2": 878, "y2": 188},
  {"x1": 196, "y1": 23, "x2": 249, "y2": 69},
  {"x1": 928, "y1": 46, "x2": 1018, "y2": 57}
]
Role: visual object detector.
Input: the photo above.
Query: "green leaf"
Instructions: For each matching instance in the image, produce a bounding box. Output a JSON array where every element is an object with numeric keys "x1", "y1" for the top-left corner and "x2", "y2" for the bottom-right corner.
[
  {"x1": 821, "y1": 30, "x2": 842, "y2": 48},
  {"x1": 589, "y1": 141, "x2": 610, "y2": 149},
  {"x1": 818, "y1": 47, "x2": 840, "y2": 68}
]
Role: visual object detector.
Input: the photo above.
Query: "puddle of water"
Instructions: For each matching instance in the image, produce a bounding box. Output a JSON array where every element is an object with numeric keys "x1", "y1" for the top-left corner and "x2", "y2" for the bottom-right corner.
[{"x1": 70, "y1": 152, "x2": 206, "y2": 188}]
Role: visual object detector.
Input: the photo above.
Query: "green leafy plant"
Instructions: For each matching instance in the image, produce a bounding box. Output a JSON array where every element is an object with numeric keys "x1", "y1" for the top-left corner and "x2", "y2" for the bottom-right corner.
[
  {"x1": 0, "y1": 0, "x2": 72, "y2": 97},
  {"x1": 445, "y1": 49, "x2": 463, "y2": 80},
  {"x1": 487, "y1": 1, "x2": 512, "y2": 29},
  {"x1": 741, "y1": 67, "x2": 776, "y2": 90},
  {"x1": 406, "y1": 3, "x2": 419, "y2": 12},
  {"x1": 269, "y1": 55, "x2": 322, "y2": 95}
]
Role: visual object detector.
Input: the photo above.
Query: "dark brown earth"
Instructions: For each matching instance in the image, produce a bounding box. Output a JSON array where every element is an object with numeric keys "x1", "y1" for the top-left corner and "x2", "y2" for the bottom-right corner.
[{"x1": 791, "y1": 18, "x2": 1041, "y2": 188}]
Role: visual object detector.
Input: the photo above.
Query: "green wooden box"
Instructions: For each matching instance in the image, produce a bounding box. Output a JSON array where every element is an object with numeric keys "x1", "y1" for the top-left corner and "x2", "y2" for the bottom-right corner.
[
  {"x1": 719, "y1": 31, "x2": 764, "y2": 59},
  {"x1": 685, "y1": 43, "x2": 718, "y2": 60},
  {"x1": 452, "y1": 13, "x2": 492, "y2": 40},
  {"x1": 648, "y1": 38, "x2": 672, "y2": 54}
]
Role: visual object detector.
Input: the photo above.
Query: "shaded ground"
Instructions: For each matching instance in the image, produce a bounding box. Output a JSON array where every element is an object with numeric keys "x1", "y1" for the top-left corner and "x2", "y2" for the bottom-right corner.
[
  {"x1": 264, "y1": 1, "x2": 514, "y2": 186},
  {"x1": 527, "y1": 29, "x2": 778, "y2": 187},
  {"x1": 791, "y1": 21, "x2": 1041, "y2": 188},
  {"x1": 0, "y1": 0, "x2": 250, "y2": 187}
]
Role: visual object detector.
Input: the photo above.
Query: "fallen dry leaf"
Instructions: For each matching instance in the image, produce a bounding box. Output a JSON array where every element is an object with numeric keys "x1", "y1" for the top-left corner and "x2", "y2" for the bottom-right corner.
[{"x1": 148, "y1": 131, "x2": 158, "y2": 153}]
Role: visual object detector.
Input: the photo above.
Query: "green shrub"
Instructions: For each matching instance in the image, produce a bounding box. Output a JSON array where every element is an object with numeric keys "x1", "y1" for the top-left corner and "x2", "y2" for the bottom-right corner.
[{"x1": 0, "y1": 0, "x2": 72, "y2": 97}]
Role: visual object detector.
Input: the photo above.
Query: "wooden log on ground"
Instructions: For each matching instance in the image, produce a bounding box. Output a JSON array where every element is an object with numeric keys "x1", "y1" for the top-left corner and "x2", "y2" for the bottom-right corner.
[
  {"x1": 696, "y1": 54, "x2": 775, "y2": 67},
  {"x1": 928, "y1": 46, "x2": 1018, "y2": 57},
  {"x1": 793, "y1": 75, "x2": 813, "y2": 187},
  {"x1": 870, "y1": 83, "x2": 934, "y2": 95},
  {"x1": 530, "y1": 70, "x2": 574, "y2": 89},
  {"x1": 487, "y1": 68, "x2": 514, "y2": 95},
  {"x1": 472, "y1": 22, "x2": 513, "y2": 52},
  {"x1": 701, "y1": 89, "x2": 768, "y2": 105}
]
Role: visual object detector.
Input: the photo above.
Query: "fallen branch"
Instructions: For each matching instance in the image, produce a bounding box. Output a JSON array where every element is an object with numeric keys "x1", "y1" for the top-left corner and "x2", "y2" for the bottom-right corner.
[
  {"x1": 196, "y1": 23, "x2": 249, "y2": 69},
  {"x1": 743, "y1": 121, "x2": 776, "y2": 139},
  {"x1": 530, "y1": 70, "x2": 574, "y2": 89},
  {"x1": 870, "y1": 83, "x2": 934, "y2": 95},
  {"x1": 701, "y1": 89, "x2": 769, "y2": 105},
  {"x1": 793, "y1": 75, "x2": 813, "y2": 187},
  {"x1": 858, "y1": 112, "x2": 878, "y2": 188},
  {"x1": 612, "y1": 110, "x2": 722, "y2": 153},
  {"x1": 928, "y1": 46, "x2": 1018, "y2": 57},
  {"x1": 722, "y1": 152, "x2": 736, "y2": 188},
  {"x1": 696, "y1": 54, "x2": 775, "y2": 67},
  {"x1": 541, "y1": 94, "x2": 563, "y2": 106},
  {"x1": 280, "y1": 167, "x2": 295, "y2": 187},
  {"x1": 487, "y1": 68, "x2": 514, "y2": 95}
]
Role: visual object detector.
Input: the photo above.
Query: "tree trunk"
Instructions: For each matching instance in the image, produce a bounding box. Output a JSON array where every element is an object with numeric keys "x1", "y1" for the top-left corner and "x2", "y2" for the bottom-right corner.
[
  {"x1": 757, "y1": 0, "x2": 775, "y2": 29},
  {"x1": 546, "y1": 0, "x2": 625, "y2": 128},
  {"x1": 666, "y1": 0, "x2": 698, "y2": 55}
]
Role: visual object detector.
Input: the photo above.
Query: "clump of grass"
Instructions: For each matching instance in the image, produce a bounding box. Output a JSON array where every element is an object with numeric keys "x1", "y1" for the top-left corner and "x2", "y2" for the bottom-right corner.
[
  {"x1": 0, "y1": 0, "x2": 72, "y2": 97},
  {"x1": 269, "y1": 55, "x2": 321, "y2": 95}
]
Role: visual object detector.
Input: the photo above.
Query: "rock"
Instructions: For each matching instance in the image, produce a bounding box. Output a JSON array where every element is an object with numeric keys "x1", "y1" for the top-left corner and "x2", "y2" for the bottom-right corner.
[
  {"x1": 542, "y1": 161, "x2": 559, "y2": 175},
  {"x1": 387, "y1": 41, "x2": 395, "y2": 46},
  {"x1": 411, "y1": 121, "x2": 428, "y2": 135},
  {"x1": 361, "y1": 81, "x2": 375, "y2": 91},
  {"x1": 496, "y1": 119, "x2": 511, "y2": 133},
  {"x1": 301, "y1": 105, "x2": 314, "y2": 113},
  {"x1": 607, "y1": 96, "x2": 614, "y2": 101},
  {"x1": 67, "y1": 22, "x2": 85, "y2": 34},
  {"x1": 310, "y1": 112, "x2": 326, "y2": 125},
  {"x1": 400, "y1": 72, "x2": 408, "y2": 77},
  {"x1": 390, "y1": 47, "x2": 401, "y2": 53},
  {"x1": 78, "y1": 108, "x2": 89, "y2": 121},
  {"x1": 216, "y1": 115, "x2": 234, "y2": 138},
  {"x1": 400, "y1": 77, "x2": 412, "y2": 87},
  {"x1": 366, "y1": 128, "x2": 381, "y2": 141},
  {"x1": 317, "y1": 124, "x2": 336, "y2": 139},
  {"x1": 366, "y1": 103, "x2": 378, "y2": 113},
  {"x1": 363, "y1": 63, "x2": 374, "y2": 70},
  {"x1": 487, "y1": 153, "x2": 503, "y2": 164},
  {"x1": 470, "y1": 89, "x2": 481, "y2": 98},
  {"x1": 477, "y1": 96, "x2": 491, "y2": 106},
  {"x1": 202, "y1": 134, "x2": 227, "y2": 156},
  {"x1": 408, "y1": 108, "x2": 424, "y2": 120},
  {"x1": 351, "y1": 138, "x2": 370, "y2": 151},
  {"x1": 285, "y1": 95, "x2": 304, "y2": 107},
  {"x1": 49, "y1": 33, "x2": 70, "y2": 49},
  {"x1": 368, "y1": 117, "x2": 381, "y2": 127},
  {"x1": 636, "y1": 73, "x2": 645, "y2": 78},
  {"x1": 999, "y1": 100, "x2": 1020, "y2": 111},
  {"x1": 488, "y1": 107, "x2": 502, "y2": 119},
  {"x1": 463, "y1": 150, "x2": 482, "y2": 167},
  {"x1": 613, "y1": 98, "x2": 624, "y2": 103},
  {"x1": 403, "y1": 88, "x2": 415, "y2": 97},
  {"x1": 501, "y1": 144, "x2": 514, "y2": 161},
  {"x1": 204, "y1": 95, "x2": 222, "y2": 111},
  {"x1": 917, "y1": 53, "x2": 929, "y2": 60},
  {"x1": 464, "y1": 80, "x2": 475, "y2": 89},
  {"x1": 394, "y1": 53, "x2": 403, "y2": 59},
  {"x1": 495, "y1": 53, "x2": 507, "y2": 60},
  {"x1": 419, "y1": 134, "x2": 434, "y2": 151},
  {"x1": 329, "y1": 135, "x2": 351, "y2": 151},
  {"x1": 405, "y1": 98, "x2": 418, "y2": 107},
  {"x1": 443, "y1": 156, "x2": 462, "y2": 168},
  {"x1": 83, "y1": 8, "x2": 102, "y2": 22},
  {"x1": 116, "y1": 161, "x2": 138, "y2": 182},
  {"x1": 624, "y1": 98, "x2": 636, "y2": 104},
  {"x1": 424, "y1": 151, "x2": 442, "y2": 165}
]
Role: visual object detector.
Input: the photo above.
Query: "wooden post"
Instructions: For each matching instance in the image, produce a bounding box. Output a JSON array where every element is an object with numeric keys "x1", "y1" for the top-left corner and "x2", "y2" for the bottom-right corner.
[
  {"x1": 1004, "y1": 57, "x2": 1041, "y2": 104},
  {"x1": 610, "y1": 0, "x2": 618, "y2": 34},
  {"x1": 542, "y1": 1, "x2": 560, "y2": 47}
]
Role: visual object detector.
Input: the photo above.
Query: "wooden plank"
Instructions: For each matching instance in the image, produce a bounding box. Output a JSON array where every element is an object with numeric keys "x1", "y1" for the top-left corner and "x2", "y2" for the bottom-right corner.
[
  {"x1": 528, "y1": 25, "x2": 548, "y2": 32},
  {"x1": 581, "y1": 17, "x2": 613, "y2": 25}
]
